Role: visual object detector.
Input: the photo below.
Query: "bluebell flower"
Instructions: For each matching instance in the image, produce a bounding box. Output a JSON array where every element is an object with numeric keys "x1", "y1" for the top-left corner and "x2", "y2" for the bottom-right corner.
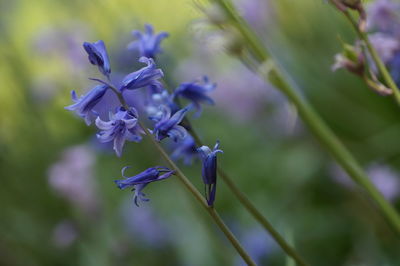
[
  {"x1": 150, "y1": 105, "x2": 190, "y2": 142},
  {"x1": 173, "y1": 76, "x2": 216, "y2": 116},
  {"x1": 95, "y1": 107, "x2": 143, "y2": 157},
  {"x1": 128, "y1": 24, "x2": 169, "y2": 58},
  {"x1": 120, "y1": 57, "x2": 164, "y2": 91},
  {"x1": 197, "y1": 141, "x2": 223, "y2": 206},
  {"x1": 170, "y1": 135, "x2": 198, "y2": 165},
  {"x1": 115, "y1": 166, "x2": 175, "y2": 206},
  {"x1": 65, "y1": 84, "x2": 109, "y2": 125},
  {"x1": 83, "y1": 40, "x2": 111, "y2": 77}
]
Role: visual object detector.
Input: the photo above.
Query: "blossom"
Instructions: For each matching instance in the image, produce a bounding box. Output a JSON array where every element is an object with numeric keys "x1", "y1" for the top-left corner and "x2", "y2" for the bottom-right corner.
[
  {"x1": 368, "y1": 33, "x2": 400, "y2": 63},
  {"x1": 173, "y1": 76, "x2": 216, "y2": 116},
  {"x1": 65, "y1": 84, "x2": 109, "y2": 125},
  {"x1": 95, "y1": 107, "x2": 143, "y2": 157},
  {"x1": 150, "y1": 105, "x2": 190, "y2": 142},
  {"x1": 366, "y1": 0, "x2": 400, "y2": 35},
  {"x1": 170, "y1": 135, "x2": 198, "y2": 165},
  {"x1": 128, "y1": 24, "x2": 169, "y2": 58},
  {"x1": 120, "y1": 57, "x2": 164, "y2": 91},
  {"x1": 83, "y1": 40, "x2": 111, "y2": 77},
  {"x1": 197, "y1": 141, "x2": 223, "y2": 206},
  {"x1": 115, "y1": 166, "x2": 175, "y2": 206}
]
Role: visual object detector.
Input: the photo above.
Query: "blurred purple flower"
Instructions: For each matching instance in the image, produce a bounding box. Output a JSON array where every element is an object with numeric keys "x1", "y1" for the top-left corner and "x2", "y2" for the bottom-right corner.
[
  {"x1": 128, "y1": 24, "x2": 169, "y2": 59},
  {"x1": 83, "y1": 40, "x2": 111, "y2": 77},
  {"x1": 173, "y1": 76, "x2": 216, "y2": 116},
  {"x1": 115, "y1": 166, "x2": 175, "y2": 206},
  {"x1": 95, "y1": 107, "x2": 143, "y2": 157},
  {"x1": 120, "y1": 57, "x2": 163, "y2": 91},
  {"x1": 198, "y1": 141, "x2": 223, "y2": 206},
  {"x1": 235, "y1": 227, "x2": 272, "y2": 266},
  {"x1": 366, "y1": 0, "x2": 400, "y2": 35},
  {"x1": 120, "y1": 201, "x2": 170, "y2": 248},
  {"x1": 368, "y1": 33, "x2": 400, "y2": 64},
  {"x1": 170, "y1": 135, "x2": 198, "y2": 165},
  {"x1": 52, "y1": 220, "x2": 79, "y2": 249},
  {"x1": 48, "y1": 145, "x2": 100, "y2": 215},
  {"x1": 331, "y1": 163, "x2": 400, "y2": 201}
]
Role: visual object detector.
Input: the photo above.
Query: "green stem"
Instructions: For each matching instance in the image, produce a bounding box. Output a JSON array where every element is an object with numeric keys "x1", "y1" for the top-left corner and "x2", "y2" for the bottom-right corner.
[
  {"x1": 342, "y1": 11, "x2": 400, "y2": 104},
  {"x1": 212, "y1": 0, "x2": 400, "y2": 235},
  {"x1": 184, "y1": 119, "x2": 309, "y2": 266},
  {"x1": 110, "y1": 86, "x2": 256, "y2": 266}
]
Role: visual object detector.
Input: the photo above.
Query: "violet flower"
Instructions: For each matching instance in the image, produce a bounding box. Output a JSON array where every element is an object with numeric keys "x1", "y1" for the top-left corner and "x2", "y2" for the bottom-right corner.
[
  {"x1": 120, "y1": 57, "x2": 163, "y2": 91},
  {"x1": 95, "y1": 107, "x2": 143, "y2": 157},
  {"x1": 115, "y1": 166, "x2": 175, "y2": 206},
  {"x1": 65, "y1": 84, "x2": 109, "y2": 125},
  {"x1": 197, "y1": 141, "x2": 223, "y2": 206},
  {"x1": 128, "y1": 24, "x2": 169, "y2": 59},
  {"x1": 173, "y1": 76, "x2": 216, "y2": 116},
  {"x1": 150, "y1": 105, "x2": 190, "y2": 142},
  {"x1": 83, "y1": 40, "x2": 111, "y2": 77}
]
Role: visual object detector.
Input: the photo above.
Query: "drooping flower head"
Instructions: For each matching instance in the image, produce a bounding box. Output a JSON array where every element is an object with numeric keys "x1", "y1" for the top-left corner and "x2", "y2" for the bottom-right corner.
[
  {"x1": 95, "y1": 107, "x2": 143, "y2": 157},
  {"x1": 170, "y1": 135, "x2": 198, "y2": 165},
  {"x1": 83, "y1": 40, "x2": 111, "y2": 77},
  {"x1": 150, "y1": 105, "x2": 190, "y2": 142},
  {"x1": 115, "y1": 166, "x2": 175, "y2": 206},
  {"x1": 120, "y1": 57, "x2": 164, "y2": 91},
  {"x1": 173, "y1": 76, "x2": 216, "y2": 116},
  {"x1": 197, "y1": 141, "x2": 223, "y2": 206},
  {"x1": 128, "y1": 24, "x2": 169, "y2": 59},
  {"x1": 65, "y1": 84, "x2": 109, "y2": 125}
]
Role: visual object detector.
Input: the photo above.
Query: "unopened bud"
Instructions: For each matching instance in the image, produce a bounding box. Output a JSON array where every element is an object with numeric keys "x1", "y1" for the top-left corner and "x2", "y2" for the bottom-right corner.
[
  {"x1": 222, "y1": 28, "x2": 244, "y2": 56},
  {"x1": 332, "y1": 44, "x2": 364, "y2": 76},
  {"x1": 204, "y1": 4, "x2": 227, "y2": 26}
]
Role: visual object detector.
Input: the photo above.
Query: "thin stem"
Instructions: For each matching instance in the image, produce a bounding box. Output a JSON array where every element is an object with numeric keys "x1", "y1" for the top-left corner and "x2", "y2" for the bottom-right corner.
[
  {"x1": 212, "y1": 0, "x2": 400, "y2": 235},
  {"x1": 342, "y1": 11, "x2": 400, "y2": 104},
  {"x1": 183, "y1": 118, "x2": 309, "y2": 266},
  {"x1": 110, "y1": 86, "x2": 256, "y2": 266}
]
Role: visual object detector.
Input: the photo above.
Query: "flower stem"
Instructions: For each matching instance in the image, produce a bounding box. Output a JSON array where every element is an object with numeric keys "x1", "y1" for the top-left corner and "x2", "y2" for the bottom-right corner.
[
  {"x1": 212, "y1": 0, "x2": 400, "y2": 235},
  {"x1": 184, "y1": 119, "x2": 309, "y2": 266},
  {"x1": 341, "y1": 10, "x2": 400, "y2": 104},
  {"x1": 110, "y1": 87, "x2": 256, "y2": 266}
]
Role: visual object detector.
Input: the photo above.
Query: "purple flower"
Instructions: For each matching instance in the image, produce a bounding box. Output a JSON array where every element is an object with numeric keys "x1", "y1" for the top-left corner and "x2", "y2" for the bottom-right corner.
[
  {"x1": 150, "y1": 105, "x2": 190, "y2": 142},
  {"x1": 173, "y1": 76, "x2": 216, "y2": 116},
  {"x1": 368, "y1": 33, "x2": 400, "y2": 64},
  {"x1": 115, "y1": 166, "x2": 175, "y2": 206},
  {"x1": 120, "y1": 57, "x2": 163, "y2": 91},
  {"x1": 197, "y1": 141, "x2": 223, "y2": 206},
  {"x1": 83, "y1": 40, "x2": 111, "y2": 77},
  {"x1": 390, "y1": 52, "x2": 400, "y2": 85},
  {"x1": 65, "y1": 84, "x2": 109, "y2": 125},
  {"x1": 95, "y1": 107, "x2": 143, "y2": 157},
  {"x1": 366, "y1": 0, "x2": 400, "y2": 35},
  {"x1": 128, "y1": 24, "x2": 169, "y2": 59},
  {"x1": 170, "y1": 135, "x2": 198, "y2": 165}
]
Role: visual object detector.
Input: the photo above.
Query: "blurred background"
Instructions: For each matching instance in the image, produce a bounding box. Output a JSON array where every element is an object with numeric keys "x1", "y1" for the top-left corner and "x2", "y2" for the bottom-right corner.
[{"x1": 1, "y1": 0, "x2": 400, "y2": 265}]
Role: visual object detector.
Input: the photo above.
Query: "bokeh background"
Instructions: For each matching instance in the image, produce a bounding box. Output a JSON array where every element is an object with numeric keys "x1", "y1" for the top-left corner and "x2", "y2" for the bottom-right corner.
[{"x1": 1, "y1": 0, "x2": 400, "y2": 265}]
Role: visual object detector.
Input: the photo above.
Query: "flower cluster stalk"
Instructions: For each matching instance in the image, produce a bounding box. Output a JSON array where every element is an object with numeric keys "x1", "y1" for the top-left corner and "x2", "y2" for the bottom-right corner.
[
  {"x1": 212, "y1": 0, "x2": 400, "y2": 236},
  {"x1": 109, "y1": 85, "x2": 256, "y2": 266}
]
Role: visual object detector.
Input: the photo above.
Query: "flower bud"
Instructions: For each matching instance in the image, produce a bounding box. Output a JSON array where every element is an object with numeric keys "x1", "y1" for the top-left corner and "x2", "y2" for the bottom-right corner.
[
  {"x1": 204, "y1": 4, "x2": 227, "y2": 26},
  {"x1": 332, "y1": 43, "x2": 364, "y2": 76}
]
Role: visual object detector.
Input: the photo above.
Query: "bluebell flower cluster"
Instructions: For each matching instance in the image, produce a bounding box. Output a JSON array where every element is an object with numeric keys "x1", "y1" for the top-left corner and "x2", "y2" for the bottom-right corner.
[{"x1": 66, "y1": 24, "x2": 221, "y2": 206}]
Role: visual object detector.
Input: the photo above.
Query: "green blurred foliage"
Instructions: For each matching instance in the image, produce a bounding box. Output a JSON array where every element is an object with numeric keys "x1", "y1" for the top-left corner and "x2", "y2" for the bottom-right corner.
[{"x1": 1, "y1": 0, "x2": 400, "y2": 266}]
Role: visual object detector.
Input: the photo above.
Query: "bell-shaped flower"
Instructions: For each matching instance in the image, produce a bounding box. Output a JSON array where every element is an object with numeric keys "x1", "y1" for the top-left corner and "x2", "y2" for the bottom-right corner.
[
  {"x1": 150, "y1": 105, "x2": 190, "y2": 142},
  {"x1": 115, "y1": 166, "x2": 175, "y2": 206},
  {"x1": 95, "y1": 107, "x2": 143, "y2": 157},
  {"x1": 173, "y1": 76, "x2": 216, "y2": 116},
  {"x1": 197, "y1": 141, "x2": 223, "y2": 206},
  {"x1": 65, "y1": 84, "x2": 109, "y2": 125},
  {"x1": 128, "y1": 24, "x2": 169, "y2": 59},
  {"x1": 120, "y1": 57, "x2": 163, "y2": 91},
  {"x1": 83, "y1": 40, "x2": 111, "y2": 77}
]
